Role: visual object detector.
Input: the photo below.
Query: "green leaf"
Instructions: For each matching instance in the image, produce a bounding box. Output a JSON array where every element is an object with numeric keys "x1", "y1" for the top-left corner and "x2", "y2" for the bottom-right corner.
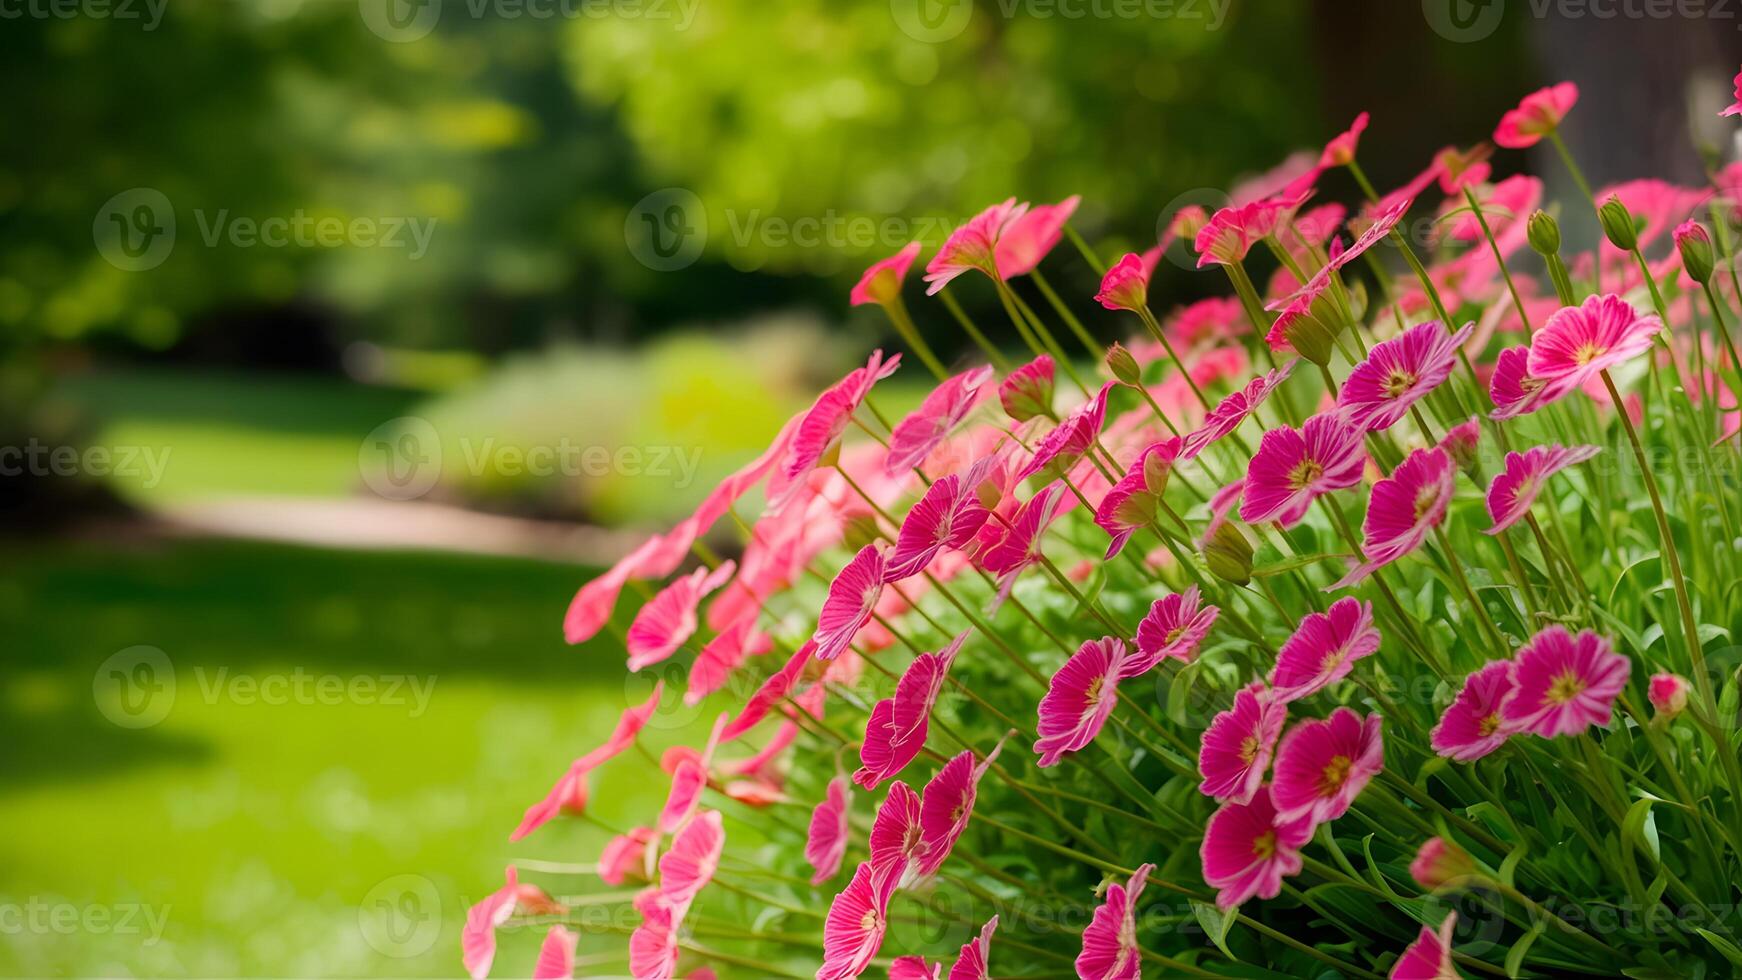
[
  {"x1": 1696, "y1": 929, "x2": 1742, "y2": 968},
  {"x1": 1191, "y1": 901, "x2": 1239, "y2": 961},
  {"x1": 1622, "y1": 797, "x2": 1661, "y2": 864},
  {"x1": 1505, "y1": 919, "x2": 1548, "y2": 978},
  {"x1": 1251, "y1": 553, "x2": 1344, "y2": 577},
  {"x1": 1498, "y1": 841, "x2": 1528, "y2": 889}
]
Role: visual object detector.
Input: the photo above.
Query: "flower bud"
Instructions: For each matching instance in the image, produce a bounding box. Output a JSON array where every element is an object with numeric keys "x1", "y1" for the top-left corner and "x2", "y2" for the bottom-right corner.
[
  {"x1": 1598, "y1": 196, "x2": 1640, "y2": 252},
  {"x1": 1648, "y1": 672, "x2": 1690, "y2": 722},
  {"x1": 1202, "y1": 522, "x2": 1254, "y2": 586},
  {"x1": 999, "y1": 355, "x2": 1055, "y2": 423},
  {"x1": 841, "y1": 512, "x2": 882, "y2": 552},
  {"x1": 1105, "y1": 343, "x2": 1142, "y2": 386},
  {"x1": 1674, "y1": 220, "x2": 1715, "y2": 285},
  {"x1": 1409, "y1": 837, "x2": 1478, "y2": 890},
  {"x1": 1168, "y1": 205, "x2": 1209, "y2": 244},
  {"x1": 1526, "y1": 210, "x2": 1561, "y2": 257},
  {"x1": 1438, "y1": 416, "x2": 1482, "y2": 475}
]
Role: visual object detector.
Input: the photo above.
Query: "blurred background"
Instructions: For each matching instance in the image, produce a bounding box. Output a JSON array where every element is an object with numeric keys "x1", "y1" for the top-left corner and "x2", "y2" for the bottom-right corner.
[{"x1": 0, "y1": 1, "x2": 1734, "y2": 975}]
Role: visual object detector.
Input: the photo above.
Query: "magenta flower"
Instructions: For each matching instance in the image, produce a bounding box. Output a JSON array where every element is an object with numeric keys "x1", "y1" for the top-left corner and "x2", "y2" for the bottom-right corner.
[
  {"x1": 531, "y1": 926, "x2": 576, "y2": 980},
  {"x1": 562, "y1": 533, "x2": 670, "y2": 645},
  {"x1": 1182, "y1": 361, "x2": 1296, "y2": 459},
  {"x1": 997, "y1": 195, "x2": 1081, "y2": 279},
  {"x1": 1649, "y1": 672, "x2": 1691, "y2": 720},
  {"x1": 628, "y1": 889, "x2": 680, "y2": 980},
  {"x1": 889, "y1": 957, "x2": 942, "y2": 980},
  {"x1": 868, "y1": 780, "x2": 925, "y2": 889},
  {"x1": 1194, "y1": 196, "x2": 1304, "y2": 269},
  {"x1": 461, "y1": 866, "x2": 521, "y2": 980},
  {"x1": 1131, "y1": 585, "x2": 1219, "y2": 674},
  {"x1": 1269, "y1": 597, "x2": 1381, "y2": 703},
  {"x1": 999, "y1": 354, "x2": 1056, "y2": 422},
  {"x1": 1409, "y1": 837, "x2": 1478, "y2": 891},
  {"x1": 1439, "y1": 416, "x2": 1482, "y2": 473},
  {"x1": 1527, "y1": 293, "x2": 1662, "y2": 394},
  {"x1": 769, "y1": 350, "x2": 902, "y2": 510},
  {"x1": 855, "y1": 632, "x2": 965, "y2": 789},
  {"x1": 1200, "y1": 785, "x2": 1314, "y2": 910},
  {"x1": 1431, "y1": 660, "x2": 1516, "y2": 762},
  {"x1": 1017, "y1": 381, "x2": 1113, "y2": 480},
  {"x1": 1093, "y1": 437, "x2": 1181, "y2": 560},
  {"x1": 1095, "y1": 252, "x2": 1153, "y2": 312},
  {"x1": 813, "y1": 545, "x2": 887, "y2": 662},
  {"x1": 1076, "y1": 863, "x2": 1152, "y2": 980},
  {"x1": 924, "y1": 198, "x2": 1028, "y2": 294},
  {"x1": 916, "y1": 736, "x2": 1006, "y2": 877},
  {"x1": 1487, "y1": 345, "x2": 1559, "y2": 420},
  {"x1": 598, "y1": 826, "x2": 656, "y2": 886},
  {"x1": 1198, "y1": 681, "x2": 1287, "y2": 804},
  {"x1": 805, "y1": 777, "x2": 852, "y2": 884},
  {"x1": 1328, "y1": 448, "x2": 1456, "y2": 589},
  {"x1": 850, "y1": 241, "x2": 922, "y2": 307},
  {"x1": 1202, "y1": 477, "x2": 1245, "y2": 545},
  {"x1": 625, "y1": 561, "x2": 737, "y2": 671},
  {"x1": 1391, "y1": 914, "x2": 1460, "y2": 979},
  {"x1": 884, "y1": 366, "x2": 996, "y2": 477},
  {"x1": 1339, "y1": 321, "x2": 1473, "y2": 432},
  {"x1": 1240, "y1": 413, "x2": 1367, "y2": 528},
  {"x1": 1501, "y1": 626, "x2": 1631, "y2": 738},
  {"x1": 721, "y1": 639, "x2": 814, "y2": 741},
  {"x1": 1494, "y1": 82, "x2": 1578, "y2": 149},
  {"x1": 686, "y1": 615, "x2": 771, "y2": 707},
  {"x1": 659, "y1": 809, "x2": 725, "y2": 907},
  {"x1": 1320, "y1": 111, "x2": 1370, "y2": 168},
  {"x1": 1483, "y1": 443, "x2": 1601, "y2": 534},
  {"x1": 512, "y1": 682, "x2": 665, "y2": 841},
  {"x1": 947, "y1": 915, "x2": 998, "y2": 980},
  {"x1": 820, "y1": 862, "x2": 895, "y2": 980},
  {"x1": 1723, "y1": 66, "x2": 1742, "y2": 117},
  {"x1": 1337, "y1": 192, "x2": 1414, "y2": 268},
  {"x1": 1271, "y1": 707, "x2": 1384, "y2": 824},
  {"x1": 887, "y1": 462, "x2": 994, "y2": 582},
  {"x1": 1034, "y1": 637, "x2": 1129, "y2": 767},
  {"x1": 981, "y1": 481, "x2": 1070, "y2": 606}
]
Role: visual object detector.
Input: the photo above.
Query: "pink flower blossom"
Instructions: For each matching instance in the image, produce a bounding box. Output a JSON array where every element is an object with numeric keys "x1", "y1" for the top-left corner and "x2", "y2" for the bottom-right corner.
[
  {"x1": 981, "y1": 481, "x2": 1070, "y2": 606},
  {"x1": 1649, "y1": 672, "x2": 1691, "y2": 720},
  {"x1": 1431, "y1": 659, "x2": 1517, "y2": 762},
  {"x1": 628, "y1": 888, "x2": 680, "y2": 980},
  {"x1": 1409, "y1": 837, "x2": 1478, "y2": 891},
  {"x1": 1442, "y1": 174, "x2": 1538, "y2": 244},
  {"x1": 1034, "y1": 637, "x2": 1129, "y2": 767},
  {"x1": 814, "y1": 545, "x2": 887, "y2": 662},
  {"x1": 562, "y1": 534, "x2": 670, "y2": 645},
  {"x1": 1391, "y1": 913, "x2": 1460, "y2": 979},
  {"x1": 1198, "y1": 681, "x2": 1287, "y2": 804},
  {"x1": 721, "y1": 639, "x2": 817, "y2": 742},
  {"x1": 1200, "y1": 785, "x2": 1314, "y2": 910},
  {"x1": 887, "y1": 462, "x2": 995, "y2": 582},
  {"x1": 599, "y1": 826, "x2": 657, "y2": 886},
  {"x1": 1321, "y1": 111, "x2": 1370, "y2": 168},
  {"x1": 1501, "y1": 626, "x2": 1631, "y2": 738},
  {"x1": 924, "y1": 199, "x2": 1029, "y2": 294},
  {"x1": 1527, "y1": 294, "x2": 1662, "y2": 394},
  {"x1": 1240, "y1": 413, "x2": 1367, "y2": 528},
  {"x1": 625, "y1": 561, "x2": 737, "y2": 670},
  {"x1": 884, "y1": 366, "x2": 996, "y2": 477},
  {"x1": 851, "y1": 242, "x2": 922, "y2": 307},
  {"x1": 1164, "y1": 296, "x2": 1248, "y2": 349},
  {"x1": 1494, "y1": 82, "x2": 1578, "y2": 149},
  {"x1": 997, "y1": 195, "x2": 1080, "y2": 279},
  {"x1": 916, "y1": 736, "x2": 1007, "y2": 877},
  {"x1": 1183, "y1": 361, "x2": 1296, "y2": 459},
  {"x1": 1434, "y1": 144, "x2": 1494, "y2": 194},
  {"x1": 532, "y1": 926, "x2": 577, "y2": 980},
  {"x1": 1194, "y1": 196, "x2": 1305, "y2": 269},
  {"x1": 806, "y1": 777, "x2": 852, "y2": 884},
  {"x1": 1487, "y1": 345, "x2": 1560, "y2": 420},
  {"x1": 1724, "y1": 66, "x2": 1742, "y2": 117},
  {"x1": 947, "y1": 915, "x2": 998, "y2": 980},
  {"x1": 820, "y1": 863, "x2": 895, "y2": 980},
  {"x1": 1269, "y1": 597, "x2": 1381, "y2": 703},
  {"x1": 855, "y1": 633, "x2": 965, "y2": 789},
  {"x1": 1095, "y1": 252, "x2": 1153, "y2": 311},
  {"x1": 868, "y1": 780, "x2": 926, "y2": 889},
  {"x1": 657, "y1": 715, "x2": 725, "y2": 833},
  {"x1": 1483, "y1": 443, "x2": 1601, "y2": 534},
  {"x1": 1077, "y1": 863, "x2": 1152, "y2": 980},
  {"x1": 1000, "y1": 354, "x2": 1056, "y2": 422},
  {"x1": 686, "y1": 615, "x2": 772, "y2": 707},
  {"x1": 512, "y1": 682, "x2": 665, "y2": 841},
  {"x1": 1093, "y1": 437, "x2": 1181, "y2": 560},
  {"x1": 889, "y1": 957, "x2": 942, "y2": 980},
  {"x1": 1439, "y1": 416, "x2": 1482, "y2": 472},
  {"x1": 1329, "y1": 448, "x2": 1456, "y2": 589},
  {"x1": 461, "y1": 866, "x2": 522, "y2": 980},
  {"x1": 1271, "y1": 707, "x2": 1385, "y2": 824},
  {"x1": 1130, "y1": 585, "x2": 1219, "y2": 674},
  {"x1": 1017, "y1": 382, "x2": 1113, "y2": 481},
  {"x1": 1339, "y1": 321, "x2": 1473, "y2": 432},
  {"x1": 768, "y1": 351, "x2": 902, "y2": 511},
  {"x1": 659, "y1": 809, "x2": 725, "y2": 907}
]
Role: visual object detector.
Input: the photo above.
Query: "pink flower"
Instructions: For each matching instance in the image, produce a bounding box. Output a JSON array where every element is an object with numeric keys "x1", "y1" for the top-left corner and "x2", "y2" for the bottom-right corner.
[
  {"x1": 1017, "y1": 382, "x2": 1113, "y2": 481},
  {"x1": 1095, "y1": 252, "x2": 1152, "y2": 312},
  {"x1": 1194, "y1": 196, "x2": 1304, "y2": 268},
  {"x1": 1198, "y1": 681, "x2": 1287, "y2": 804},
  {"x1": 1271, "y1": 707, "x2": 1385, "y2": 824},
  {"x1": 1339, "y1": 321, "x2": 1473, "y2": 432},
  {"x1": 1483, "y1": 443, "x2": 1601, "y2": 534},
  {"x1": 686, "y1": 615, "x2": 772, "y2": 707},
  {"x1": 1093, "y1": 437, "x2": 1181, "y2": 560},
  {"x1": 1439, "y1": 416, "x2": 1482, "y2": 473},
  {"x1": 1649, "y1": 672, "x2": 1691, "y2": 720},
  {"x1": 532, "y1": 926, "x2": 577, "y2": 980},
  {"x1": 947, "y1": 915, "x2": 998, "y2": 980},
  {"x1": 769, "y1": 350, "x2": 902, "y2": 510},
  {"x1": 851, "y1": 242, "x2": 922, "y2": 307},
  {"x1": 1202, "y1": 477, "x2": 1245, "y2": 546},
  {"x1": 1164, "y1": 296, "x2": 1248, "y2": 349},
  {"x1": 1077, "y1": 863, "x2": 1151, "y2": 980},
  {"x1": 625, "y1": 561, "x2": 737, "y2": 670},
  {"x1": 806, "y1": 777, "x2": 852, "y2": 884},
  {"x1": 1501, "y1": 626, "x2": 1631, "y2": 738},
  {"x1": 855, "y1": 633, "x2": 965, "y2": 789},
  {"x1": 884, "y1": 366, "x2": 996, "y2": 477},
  {"x1": 820, "y1": 863, "x2": 895, "y2": 980},
  {"x1": 924, "y1": 199, "x2": 1029, "y2": 294},
  {"x1": 1321, "y1": 111, "x2": 1370, "y2": 168},
  {"x1": 1269, "y1": 597, "x2": 1381, "y2": 703},
  {"x1": 887, "y1": 462, "x2": 995, "y2": 581},
  {"x1": 659, "y1": 809, "x2": 725, "y2": 907},
  {"x1": 1182, "y1": 361, "x2": 1297, "y2": 459},
  {"x1": 1329, "y1": 448, "x2": 1456, "y2": 589},
  {"x1": 599, "y1": 826, "x2": 657, "y2": 885},
  {"x1": 1431, "y1": 659, "x2": 1517, "y2": 762},
  {"x1": 1336, "y1": 193, "x2": 1414, "y2": 269},
  {"x1": 1487, "y1": 345, "x2": 1560, "y2": 420},
  {"x1": 1434, "y1": 144, "x2": 1494, "y2": 195},
  {"x1": 1723, "y1": 66, "x2": 1742, "y2": 117},
  {"x1": 814, "y1": 545, "x2": 887, "y2": 662},
  {"x1": 1131, "y1": 586, "x2": 1219, "y2": 674},
  {"x1": 999, "y1": 354, "x2": 1056, "y2": 422},
  {"x1": 1442, "y1": 174, "x2": 1538, "y2": 244},
  {"x1": 562, "y1": 534, "x2": 669, "y2": 645},
  {"x1": 916, "y1": 736, "x2": 1007, "y2": 877},
  {"x1": 868, "y1": 780, "x2": 926, "y2": 889},
  {"x1": 461, "y1": 866, "x2": 522, "y2": 980},
  {"x1": 1391, "y1": 914, "x2": 1460, "y2": 979},
  {"x1": 721, "y1": 639, "x2": 814, "y2": 741},
  {"x1": 1034, "y1": 637, "x2": 1129, "y2": 767},
  {"x1": 1494, "y1": 82, "x2": 1578, "y2": 149},
  {"x1": 628, "y1": 888, "x2": 680, "y2": 980},
  {"x1": 512, "y1": 682, "x2": 665, "y2": 841},
  {"x1": 1409, "y1": 837, "x2": 1478, "y2": 891},
  {"x1": 657, "y1": 715, "x2": 723, "y2": 833},
  {"x1": 889, "y1": 957, "x2": 942, "y2": 980},
  {"x1": 997, "y1": 195, "x2": 1080, "y2": 279},
  {"x1": 1240, "y1": 413, "x2": 1367, "y2": 528},
  {"x1": 1527, "y1": 293, "x2": 1662, "y2": 394},
  {"x1": 981, "y1": 481, "x2": 1069, "y2": 606},
  {"x1": 1200, "y1": 785, "x2": 1314, "y2": 910}
]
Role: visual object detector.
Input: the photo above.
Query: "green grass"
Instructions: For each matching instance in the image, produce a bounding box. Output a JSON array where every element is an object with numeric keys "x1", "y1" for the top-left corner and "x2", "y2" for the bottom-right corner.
[{"x1": 0, "y1": 537, "x2": 711, "y2": 977}]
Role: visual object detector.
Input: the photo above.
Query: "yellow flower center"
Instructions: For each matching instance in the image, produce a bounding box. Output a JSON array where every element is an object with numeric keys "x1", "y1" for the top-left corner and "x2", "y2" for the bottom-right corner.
[
  {"x1": 1251, "y1": 830, "x2": 1278, "y2": 859},
  {"x1": 1574, "y1": 342, "x2": 1605, "y2": 365},
  {"x1": 1239, "y1": 735, "x2": 1261, "y2": 764},
  {"x1": 1318, "y1": 754, "x2": 1355, "y2": 796},
  {"x1": 1288, "y1": 459, "x2": 1324, "y2": 490},
  {"x1": 1546, "y1": 669, "x2": 1586, "y2": 705},
  {"x1": 1478, "y1": 713, "x2": 1503, "y2": 737},
  {"x1": 1413, "y1": 484, "x2": 1441, "y2": 522},
  {"x1": 1382, "y1": 370, "x2": 1417, "y2": 399}
]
